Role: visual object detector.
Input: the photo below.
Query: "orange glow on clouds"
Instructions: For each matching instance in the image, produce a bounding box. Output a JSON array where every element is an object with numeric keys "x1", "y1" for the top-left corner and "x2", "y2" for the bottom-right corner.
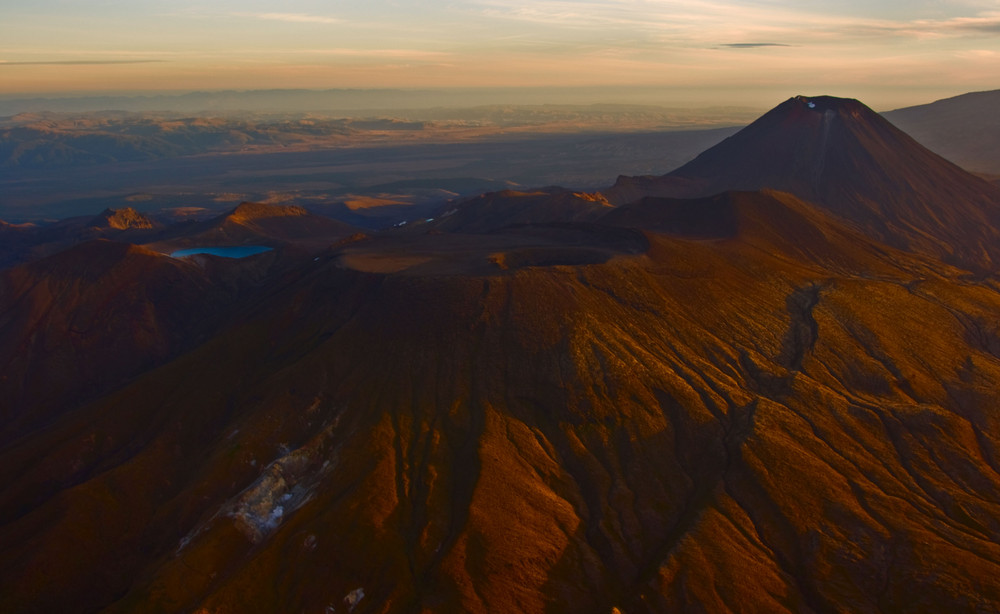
[{"x1": 1, "y1": 0, "x2": 997, "y2": 108}]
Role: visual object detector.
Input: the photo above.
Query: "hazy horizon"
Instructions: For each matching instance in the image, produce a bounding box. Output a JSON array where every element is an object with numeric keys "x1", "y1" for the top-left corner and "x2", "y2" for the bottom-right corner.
[
  {"x1": 0, "y1": 85, "x2": 988, "y2": 116},
  {"x1": 2, "y1": 1, "x2": 998, "y2": 112}
]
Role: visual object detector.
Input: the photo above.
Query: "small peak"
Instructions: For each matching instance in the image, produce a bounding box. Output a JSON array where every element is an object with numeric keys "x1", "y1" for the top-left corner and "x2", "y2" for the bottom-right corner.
[
  {"x1": 91, "y1": 207, "x2": 156, "y2": 230},
  {"x1": 230, "y1": 201, "x2": 309, "y2": 222}
]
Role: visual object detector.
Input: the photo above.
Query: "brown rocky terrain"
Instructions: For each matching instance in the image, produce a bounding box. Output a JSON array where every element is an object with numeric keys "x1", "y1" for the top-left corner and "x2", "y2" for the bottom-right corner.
[
  {"x1": 0, "y1": 239, "x2": 293, "y2": 443},
  {"x1": 420, "y1": 189, "x2": 613, "y2": 234},
  {"x1": 0, "y1": 207, "x2": 162, "y2": 269},
  {"x1": 0, "y1": 203, "x2": 361, "y2": 271},
  {"x1": 2, "y1": 95, "x2": 1000, "y2": 613},
  {"x1": 93, "y1": 207, "x2": 158, "y2": 231},
  {"x1": 147, "y1": 202, "x2": 360, "y2": 255}
]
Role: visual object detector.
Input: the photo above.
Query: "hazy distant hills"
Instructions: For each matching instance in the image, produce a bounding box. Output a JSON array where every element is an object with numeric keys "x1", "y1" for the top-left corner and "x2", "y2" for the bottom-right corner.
[
  {"x1": 4, "y1": 89, "x2": 998, "y2": 176},
  {"x1": 0, "y1": 106, "x2": 753, "y2": 171},
  {"x1": 0, "y1": 123, "x2": 744, "y2": 227},
  {"x1": 0, "y1": 88, "x2": 766, "y2": 117},
  {"x1": 0, "y1": 114, "x2": 413, "y2": 170},
  {"x1": 4, "y1": 89, "x2": 1000, "y2": 234},
  {"x1": 5, "y1": 95, "x2": 1000, "y2": 612},
  {"x1": 0, "y1": 89, "x2": 470, "y2": 116},
  {"x1": 885, "y1": 89, "x2": 1000, "y2": 177}
]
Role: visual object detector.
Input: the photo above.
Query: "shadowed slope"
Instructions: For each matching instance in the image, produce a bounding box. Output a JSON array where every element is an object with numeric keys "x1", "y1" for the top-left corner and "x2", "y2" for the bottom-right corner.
[
  {"x1": 338, "y1": 224, "x2": 646, "y2": 275},
  {"x1": 424, "y1": 189, "x2": 613, "y2": 234},
  {"x1": 0, "y1": 239, "x2": 264, "y2": 442},
  {"x1": 148, "y1": 202, "x2": 360, "y2": 254},
  {"x1": 601, "y1": 189, "x2": 953, "y2": 276}
]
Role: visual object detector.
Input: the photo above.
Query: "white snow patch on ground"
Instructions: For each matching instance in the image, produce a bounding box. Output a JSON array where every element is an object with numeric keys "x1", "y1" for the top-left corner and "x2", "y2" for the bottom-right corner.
[
  {"x1": 175, "y1": 415, "x2": 344, "y2": 553},
  {"x1": 344, "y1": 587, "x2": 365, "y2": 611},
  {"x1": 229, "y1": 446, "x2": 321, "y2": 542}
]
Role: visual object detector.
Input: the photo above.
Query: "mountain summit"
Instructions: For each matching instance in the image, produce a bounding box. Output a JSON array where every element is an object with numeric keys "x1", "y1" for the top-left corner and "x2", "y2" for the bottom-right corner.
[{"x1": 608, "y1": 95, "x2": 1000, "y2": 267}]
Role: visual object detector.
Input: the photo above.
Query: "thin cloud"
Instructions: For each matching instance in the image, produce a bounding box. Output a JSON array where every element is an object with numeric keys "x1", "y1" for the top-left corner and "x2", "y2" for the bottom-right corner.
[
  {"x1": 949, "y1": 18, "x2": 1000, "y2": 33},
  {"x1": 828, "y1": 14, "x2": 1000, "y2": 38},
  {"x1": 225, "y1": 48, "x2": 452, "y2": 61},
  {"x1": 248, "y1": 13, "x2": 342, "y2": 25},
  {"x1": 955, "y1": 49, "x2": 999, "y2": 58},
  {"x1": 720, "y1": 43, "x2": 791, "y2": 48},
  {"x1": 473, "y1": 0, "x2": 1000, "y2": 45},
  {"x1": 305, "y1": 49, "x2": 450, "y2": 59},
  {"x1": 0, "y1": 60, "x2": 165, "y2": 66}
]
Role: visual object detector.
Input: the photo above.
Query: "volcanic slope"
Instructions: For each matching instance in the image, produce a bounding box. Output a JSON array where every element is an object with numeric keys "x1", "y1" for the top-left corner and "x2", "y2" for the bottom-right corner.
[
  {"x1": 0, "y1": 238, "x2": 298, "y2": 443},
  {"x1": 5, "y1": 97, "x2": 1000, "y2": 613},
  {"x1": 148, "y1": 201, "x2": 360, "y2": 254},
  {"x1": 4, "y1": 180, "x2": 1000, "y2": 614},
  {"x1": 0, "y1": 207, "x2": 161, "y2": 269},
  {"x1": 606, "y1": 95, "x2": 1000, "y2": 269},
  {"x1": 423, "y1": 188, "x2": 613, "y2": 234}
]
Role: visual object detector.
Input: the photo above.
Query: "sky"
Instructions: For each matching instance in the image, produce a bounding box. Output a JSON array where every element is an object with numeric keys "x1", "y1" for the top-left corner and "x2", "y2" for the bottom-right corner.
[{"x1": 1, "y1": 0, "x2": 998, "y2": 109}]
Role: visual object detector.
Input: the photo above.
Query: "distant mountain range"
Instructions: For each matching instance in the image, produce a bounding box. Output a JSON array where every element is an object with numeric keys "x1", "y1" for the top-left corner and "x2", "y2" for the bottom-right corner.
[
  {"x1": 4, "y1": 93, "x2": 998, "y2": 178},
  {"x1": 0, "y1": 114, "x2": 415, "y2": 170},
  {"x1": 3, "y1": 94, "x2": 1000, "y2": 613},
  {"x1": 0, "y1": 89, "x2": 488, "y2": 115},
  {"x1": 0, "y1": 88, "x2": 766, "y2": 116},
  {"x1": 884, "y1": 89, "x2": 1000, "y2": 177}
]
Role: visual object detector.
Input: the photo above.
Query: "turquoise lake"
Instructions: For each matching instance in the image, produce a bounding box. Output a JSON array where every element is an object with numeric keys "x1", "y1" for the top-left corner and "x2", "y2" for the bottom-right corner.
[{"x1": 170, "y1": 246, "x2": 273, "y2": 258}]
